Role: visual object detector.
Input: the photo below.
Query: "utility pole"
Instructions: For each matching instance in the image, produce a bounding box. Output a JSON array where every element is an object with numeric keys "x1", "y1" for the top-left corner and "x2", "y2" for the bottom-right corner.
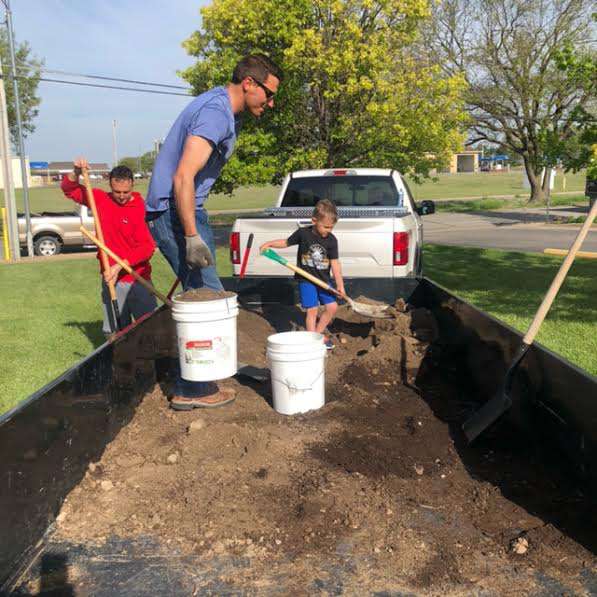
[
  {"x1": 3, "y1": 0, "x2": 32, "y2": 256},
  {"x1": 112, "y1": 119, "x2": 118, "y2": 167},
  {"x1": 0, "y1": 55, "x2": 19, "y2": 261}
]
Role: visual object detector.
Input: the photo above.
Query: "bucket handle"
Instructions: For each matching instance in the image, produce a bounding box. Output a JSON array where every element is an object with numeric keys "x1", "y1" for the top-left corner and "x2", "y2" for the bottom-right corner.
[{"x1": 271, "y1": 369, "x2": 324, "y2": 392}]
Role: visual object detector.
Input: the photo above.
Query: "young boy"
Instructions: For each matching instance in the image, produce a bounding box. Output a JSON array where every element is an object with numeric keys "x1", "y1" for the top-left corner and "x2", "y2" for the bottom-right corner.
[
  {"x1": 61, "y1": 158, "x2": 157, "y2": 336},
  {"x1": 260, "y1": 199, "x2": 345, "y2": 349}
]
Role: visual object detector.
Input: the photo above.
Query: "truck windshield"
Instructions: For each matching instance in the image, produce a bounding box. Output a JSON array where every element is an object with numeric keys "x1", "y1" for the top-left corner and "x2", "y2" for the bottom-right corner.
[{"x1": 281, "y1": 176, "x2": 401, "y2": 208}]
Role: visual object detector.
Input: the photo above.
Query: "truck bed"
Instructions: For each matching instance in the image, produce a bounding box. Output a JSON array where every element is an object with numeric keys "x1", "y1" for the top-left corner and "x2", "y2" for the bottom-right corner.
[{"x1": 2, "y1": 279, "x2": 596, "y2": 595}]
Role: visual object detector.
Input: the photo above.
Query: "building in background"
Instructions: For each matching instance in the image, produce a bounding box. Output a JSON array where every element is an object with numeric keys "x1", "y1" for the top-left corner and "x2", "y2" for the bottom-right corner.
[
  {"x1": 480, "y1": 154, "x2": 510, "y2": 172},
  {"x1": 445, "y1": 150, "x2": 482, "y2": 174},
  {"x1": 28, "y1": 161, "x2": 110, "y2": 184},
  {"x1": 0, "y1": 156, "x2": 31, "y2": 188}
]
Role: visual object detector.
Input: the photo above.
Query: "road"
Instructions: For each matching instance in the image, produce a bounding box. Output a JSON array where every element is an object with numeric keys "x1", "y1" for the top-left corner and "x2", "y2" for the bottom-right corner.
[{"x1": 422, "y1": 207, "x2": 597, "y2": 253}]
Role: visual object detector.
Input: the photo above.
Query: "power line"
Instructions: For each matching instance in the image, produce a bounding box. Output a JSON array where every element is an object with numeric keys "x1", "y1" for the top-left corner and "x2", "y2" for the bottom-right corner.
[
  {"x1": 42, "y1": 68, "x2": 191, "y2": 90},
  {"x1": 2, "y1": 63, "x2": 193, "y2": 91},
  {"x1": 1, "y1": 74, "x2": 192, "y2": 97}
]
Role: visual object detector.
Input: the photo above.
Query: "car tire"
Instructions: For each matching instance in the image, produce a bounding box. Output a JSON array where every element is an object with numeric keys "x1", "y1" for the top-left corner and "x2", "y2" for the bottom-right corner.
[{"x1": 34, "y1": 235, "x2": 62, "y2": 257}]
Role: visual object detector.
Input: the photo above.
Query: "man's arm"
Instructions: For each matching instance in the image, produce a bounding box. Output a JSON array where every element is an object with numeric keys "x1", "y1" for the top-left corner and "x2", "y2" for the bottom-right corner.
[
  {"x1": 172, "y1": 136, "x2": 216, "y2": 269},
  {"x1": 172, "y1": 136, "x2": 213, "y2": 236},
  {"x1": 61, "y1": 157, "x2": 90, "y2": 205}
]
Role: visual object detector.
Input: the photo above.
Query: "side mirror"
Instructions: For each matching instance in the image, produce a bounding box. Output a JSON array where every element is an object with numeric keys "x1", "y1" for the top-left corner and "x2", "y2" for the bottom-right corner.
[{"x1": 417, "y1": 200, "x2": 435, "y2": 216}]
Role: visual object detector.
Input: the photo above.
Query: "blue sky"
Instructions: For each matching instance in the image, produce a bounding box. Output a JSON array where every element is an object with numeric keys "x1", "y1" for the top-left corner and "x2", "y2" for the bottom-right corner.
[{"x1": 12, "y1": 0, "x2": 210, "y2": 164}]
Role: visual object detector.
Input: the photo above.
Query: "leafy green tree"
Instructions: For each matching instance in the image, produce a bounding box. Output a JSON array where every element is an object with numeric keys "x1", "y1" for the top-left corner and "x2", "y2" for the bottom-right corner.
[
  {"x1": 139, "y1": 150, "x2": 156, "y2": 173},
  {"x1": 0, "y1": 29, "x2": 42, "y2": 148},
  {"x1": 181, "y1": 0, "x2": 467, "y2": 193},
  {"x1": 427, "y1": 0, "x2": 594, "y2": 203},
  {"x1": 118, "y1": 156, "x2": 139, "y2": 172},
  {"x1": 543, "y1": 37, "x2": 597, "y2": 176},
  {"x1": 119, "y1": 151, "x2": 156, "y2": 174}
]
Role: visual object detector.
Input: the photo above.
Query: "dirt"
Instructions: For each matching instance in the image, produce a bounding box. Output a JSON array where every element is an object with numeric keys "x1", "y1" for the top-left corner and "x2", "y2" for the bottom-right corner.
[
  {"x1": 175, "y1": 288, "x2": 236, "y2": 302},
  {"x1": 51, "y1": 301, "x2": 596, "y2": 595}
]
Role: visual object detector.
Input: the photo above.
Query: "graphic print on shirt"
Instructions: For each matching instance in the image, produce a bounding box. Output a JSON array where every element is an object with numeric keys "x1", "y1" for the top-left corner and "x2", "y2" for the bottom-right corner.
[{"x1": 301, "y1": 243, "x2": 329, "y2": 270}]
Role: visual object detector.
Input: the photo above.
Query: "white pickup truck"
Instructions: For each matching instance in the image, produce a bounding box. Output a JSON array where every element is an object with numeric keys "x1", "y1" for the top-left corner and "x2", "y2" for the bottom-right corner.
[{"x1": 230, "y1": 168, "x2": 435, "y2": 278}]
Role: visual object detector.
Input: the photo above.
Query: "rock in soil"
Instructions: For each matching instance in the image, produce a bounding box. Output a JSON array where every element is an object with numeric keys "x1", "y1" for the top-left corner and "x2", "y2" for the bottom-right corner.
[
  {"x1": 187, "y1": 418, "x2": 206, "y2": 433},
  {"x1": 100, "y1": 480, "x2": 113, "y2": 492}
]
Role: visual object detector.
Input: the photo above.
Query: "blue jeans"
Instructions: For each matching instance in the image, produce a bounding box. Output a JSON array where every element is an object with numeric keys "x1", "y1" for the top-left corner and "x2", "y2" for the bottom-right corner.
[
  {"x1": 146, "y1": 203, "x2": 223, "y2": 292},
  {"x1": 147, "y1": 203, "x2": 223, "y2": 398}
]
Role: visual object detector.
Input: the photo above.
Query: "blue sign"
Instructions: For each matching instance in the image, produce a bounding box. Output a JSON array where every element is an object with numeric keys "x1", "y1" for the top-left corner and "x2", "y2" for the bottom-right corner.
[
  {"x1": 480, "y1": 155, "x2": 509, "y2": 162},
  {"x1": 30, "y1": 161, "x2": 49, "y2": 169}
]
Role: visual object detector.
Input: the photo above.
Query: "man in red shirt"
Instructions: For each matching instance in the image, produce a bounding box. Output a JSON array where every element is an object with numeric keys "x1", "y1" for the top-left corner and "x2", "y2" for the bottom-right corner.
[{"x1": 62, "y1": 158, "x2": 157, "y2": 335}]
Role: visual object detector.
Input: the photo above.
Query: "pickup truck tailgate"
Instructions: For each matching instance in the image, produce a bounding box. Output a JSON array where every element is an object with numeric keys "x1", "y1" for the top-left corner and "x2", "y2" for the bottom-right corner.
[{"x1": 235, "y1": 217, "x2": 408, "y2": 278}]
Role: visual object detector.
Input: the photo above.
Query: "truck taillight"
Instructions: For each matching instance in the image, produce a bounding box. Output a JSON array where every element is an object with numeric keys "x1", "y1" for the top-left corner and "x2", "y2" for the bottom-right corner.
[
  {"x1": 230, "y1": 232, "x2": 240, "y2": 264},
  {"x1": 393, "y1": 232, "x2": 409, "y2": 266}
]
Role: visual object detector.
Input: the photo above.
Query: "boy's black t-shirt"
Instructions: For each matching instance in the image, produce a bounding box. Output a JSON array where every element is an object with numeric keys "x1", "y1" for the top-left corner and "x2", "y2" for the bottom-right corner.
[{"x1": 287, "y1": 226, "x2": 338, "y2": 284}]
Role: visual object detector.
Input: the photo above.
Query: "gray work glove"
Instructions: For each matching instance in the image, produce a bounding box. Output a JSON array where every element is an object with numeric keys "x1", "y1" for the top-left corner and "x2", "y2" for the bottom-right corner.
[{"x1": 185, "y1": 234, "x2": 214, "y2": 269}]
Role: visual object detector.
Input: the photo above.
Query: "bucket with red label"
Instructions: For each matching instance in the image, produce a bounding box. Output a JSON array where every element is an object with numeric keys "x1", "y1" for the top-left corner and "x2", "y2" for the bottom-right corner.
[{"x1": 171, "y1": 290, "x2": 238, "y2": 381}]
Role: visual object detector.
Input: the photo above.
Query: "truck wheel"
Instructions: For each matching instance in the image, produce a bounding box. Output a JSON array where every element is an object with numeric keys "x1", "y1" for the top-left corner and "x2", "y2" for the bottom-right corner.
[{"x1": 34, "y1": 235, "x2": 62, "y2": 256}]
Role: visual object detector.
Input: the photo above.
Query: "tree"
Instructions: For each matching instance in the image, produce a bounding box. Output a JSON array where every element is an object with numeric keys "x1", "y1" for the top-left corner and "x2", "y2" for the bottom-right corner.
[
  {"x1": 545, "y1": 35, "x2": 597, "y2": 175},
  {"x1": 118, "y1": 156, "x2": 139, "y2": 172},
  {"x1": 139, "y1": 150, "x2": 156, "y2": 173},
  {"x1": 181, "y1": 0, "x2": 467, "y2": 193},
  {"x1": 426, "y1": 0, "x2": 595, "y2": 202},
  {"x1": 0, "y1": 29, "x2": 43, "y2": 149},
  {"x1": 118, "y1": 151, "x2": 156, "y2": 174}
]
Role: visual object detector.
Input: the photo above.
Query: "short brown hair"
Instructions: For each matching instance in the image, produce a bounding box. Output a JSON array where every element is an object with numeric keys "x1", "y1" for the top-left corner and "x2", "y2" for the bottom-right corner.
[
  {"x1": 313, "y1": 199, "x2": 338, "y2": 222},
  {"x1": 231, "y1": 54, "x2": 283, "y2": 84}
]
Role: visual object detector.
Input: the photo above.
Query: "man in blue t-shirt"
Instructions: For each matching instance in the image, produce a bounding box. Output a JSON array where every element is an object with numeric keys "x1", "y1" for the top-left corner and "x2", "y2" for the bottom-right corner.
[{"x1": 146, "y1": 53, "x2": 282, "y2": 410}]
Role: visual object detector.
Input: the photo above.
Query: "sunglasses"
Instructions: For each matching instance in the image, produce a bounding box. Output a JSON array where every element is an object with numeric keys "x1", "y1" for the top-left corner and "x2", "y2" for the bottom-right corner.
[{"x1": 252, "y1": 77, "x2": 276, "y2": 100}]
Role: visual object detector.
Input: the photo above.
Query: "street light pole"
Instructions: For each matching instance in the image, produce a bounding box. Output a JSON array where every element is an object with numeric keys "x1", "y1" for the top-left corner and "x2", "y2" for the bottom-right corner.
[
  {"x1": 3, "y1": 0, "x2": 33, "y2": 256},
  {"x1": 112, "y1": 119, "x2": 118, "y2": 167},
  {"x1": 0, "y1": 54, "x2": 19, "y2": 261}
]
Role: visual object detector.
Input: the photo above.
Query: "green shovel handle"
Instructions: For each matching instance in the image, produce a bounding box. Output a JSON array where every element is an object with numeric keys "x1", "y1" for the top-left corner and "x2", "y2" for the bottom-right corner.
[{"x1": 261, "y1": 248, "x2": 289, "y2": 266}]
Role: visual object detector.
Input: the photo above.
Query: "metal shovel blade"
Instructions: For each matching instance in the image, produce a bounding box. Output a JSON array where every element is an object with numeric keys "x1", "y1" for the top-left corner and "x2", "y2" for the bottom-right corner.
[
  {"x1": 347, "y1": 297, "x2": 392, "y2": 319},
  {"x1": 462, "y1": 343, "x2": 529, "y2": 442}
]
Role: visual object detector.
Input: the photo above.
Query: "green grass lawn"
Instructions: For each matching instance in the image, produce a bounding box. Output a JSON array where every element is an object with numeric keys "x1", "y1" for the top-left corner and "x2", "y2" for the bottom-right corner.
[
  {"x1": 424, "y1": 245, "x2": 596, "y2": 375},
  {"x1": 0, "y1": 244, "x2": 594, "y2": 415},
  {"x1": 408, "y1": 169, "x2": 586, "y2": 201},
  {"x1": 2, "y1": 169, "x2": 586, "y2": 218},
  {"x1": 0, "y1": 181, "x2": 280, "y2": 215}
]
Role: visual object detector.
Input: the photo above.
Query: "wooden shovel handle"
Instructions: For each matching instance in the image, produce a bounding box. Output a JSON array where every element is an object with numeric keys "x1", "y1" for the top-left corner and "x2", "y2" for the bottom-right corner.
[
  {"x1": 523, "y1": 199, "x2": 597, "y2": 345},
  {"x1": 80, "y1": 226, "x2": 173, "y2": 308},
  {"x1": 81, "y1": 168, "x2": 117, "y2": 301},
  {"x1": 282, "y1": 260, "x2": 343, "y2": 298}
]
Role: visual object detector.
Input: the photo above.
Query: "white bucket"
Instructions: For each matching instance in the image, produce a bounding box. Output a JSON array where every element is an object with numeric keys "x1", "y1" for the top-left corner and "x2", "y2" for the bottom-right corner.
[
  {"x1": 171, "y1": 293, "x2": 238, "y2": 381},
  {"x1": 266, "y1": 331, "x2": 326, "y2": 415}
]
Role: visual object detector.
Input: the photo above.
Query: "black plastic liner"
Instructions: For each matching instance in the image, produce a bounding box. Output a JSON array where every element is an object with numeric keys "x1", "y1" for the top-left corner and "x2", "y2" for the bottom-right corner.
[{"x1": 1, "y1": 277, "x2": 595, "y2": 592}]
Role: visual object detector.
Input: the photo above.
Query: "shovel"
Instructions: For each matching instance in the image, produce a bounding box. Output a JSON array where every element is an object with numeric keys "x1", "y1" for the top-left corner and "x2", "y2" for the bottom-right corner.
[
  {"x1": 463, "y1": 198, "x2": 597, "y2": 442},
  {"x1": 82, "y1": 168, "x2": 121, "y2": 332},
  {"x1": 261, "y1": 248, "x2": 391, "y2": 319},
  {"x1": 80, "y1": 227, "x2": 173, "y2": 307}
]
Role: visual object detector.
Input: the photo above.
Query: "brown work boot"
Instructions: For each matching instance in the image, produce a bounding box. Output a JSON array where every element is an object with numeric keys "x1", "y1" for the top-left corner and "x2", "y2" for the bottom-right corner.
[{"x1": 170, "y1": 387, "x2": 236, "y2": 411}]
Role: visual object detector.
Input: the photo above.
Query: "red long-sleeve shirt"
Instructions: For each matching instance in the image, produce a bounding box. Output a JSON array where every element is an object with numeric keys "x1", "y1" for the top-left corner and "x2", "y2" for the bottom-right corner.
[{"x1": 61, "y1": 175, "x2": 155, "y2": 283}]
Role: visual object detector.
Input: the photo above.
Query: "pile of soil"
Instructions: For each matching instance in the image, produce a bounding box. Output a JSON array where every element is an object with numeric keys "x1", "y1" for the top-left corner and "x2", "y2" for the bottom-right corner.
[
  {"x1": 49, "y1": 302, "x2": 596, "y2": 594},
  {"x1": 174, "y1": 288, "x2": 236, "y2": 302}
]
